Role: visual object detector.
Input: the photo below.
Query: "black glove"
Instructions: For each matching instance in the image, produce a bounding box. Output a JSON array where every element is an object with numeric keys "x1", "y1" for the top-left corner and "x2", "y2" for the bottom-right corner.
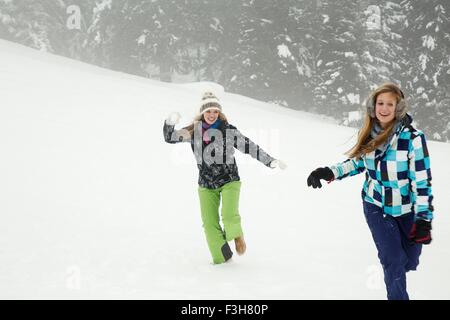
[
  {"x1": 409, "y1": 220, "x2": 432, "y2": 245},
  {"x1": 307, "y1": 167, "x2": 334, "y2": 189}
]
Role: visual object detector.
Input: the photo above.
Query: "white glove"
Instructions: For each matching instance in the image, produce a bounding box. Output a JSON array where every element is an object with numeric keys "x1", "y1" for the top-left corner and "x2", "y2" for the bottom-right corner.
[
  {"x1": 165, "y1": 112, "x2": 181, "y2": 125},
  {"x1": 270, "y1": 159, "x2": 287, "y2": 170}
]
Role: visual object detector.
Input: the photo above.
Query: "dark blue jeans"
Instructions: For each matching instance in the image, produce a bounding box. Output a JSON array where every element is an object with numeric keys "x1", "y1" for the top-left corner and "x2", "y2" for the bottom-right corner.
[{"x1": 363, "y1": 201, "x2": 422, "y2": 300}]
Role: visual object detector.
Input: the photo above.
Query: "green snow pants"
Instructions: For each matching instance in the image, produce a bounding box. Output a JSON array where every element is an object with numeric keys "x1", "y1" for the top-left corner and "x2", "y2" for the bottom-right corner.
[{"x1": 198, "y1": 180, "x2": 243, "y2": 264}]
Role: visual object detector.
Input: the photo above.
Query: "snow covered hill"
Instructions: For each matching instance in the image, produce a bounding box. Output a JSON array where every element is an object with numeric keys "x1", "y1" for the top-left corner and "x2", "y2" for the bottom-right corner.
[{"x1": 0, "y1": 39, "x2": 449, "y2": 299}]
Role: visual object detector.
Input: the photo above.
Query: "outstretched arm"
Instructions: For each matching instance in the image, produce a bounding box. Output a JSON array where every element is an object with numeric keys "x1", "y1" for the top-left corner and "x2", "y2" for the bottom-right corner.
[
  {"x1": 330, "y1": 157, "x2": 366, "y2": 180},
  {"x1": 307, "y1": 158, "x2": 365, "y2": 189},
  {"x1": 163, "y1": 112, "x2": 191, "y2": 144},
  {"x1": 227, "y1": 125, "x2": 276, "y2": 167}
]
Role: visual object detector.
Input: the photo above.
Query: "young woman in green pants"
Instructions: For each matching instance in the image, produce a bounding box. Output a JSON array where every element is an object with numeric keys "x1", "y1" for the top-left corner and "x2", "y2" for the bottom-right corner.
[{"x1": 163, "y1": 92, "x2": 286, "y2": 264}]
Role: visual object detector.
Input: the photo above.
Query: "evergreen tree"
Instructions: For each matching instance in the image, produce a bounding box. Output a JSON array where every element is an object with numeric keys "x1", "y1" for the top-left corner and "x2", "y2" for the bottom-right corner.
[
  {"x1": 287, "y1": 0, "x2": 326, "y2": 111},
  {"x1": 0, "y1": 0, "x2": 96, "y2": 60},
  {"x1": 0, "y1": 0, "x2": 61, "y2": 51},
  {"x1": 402, "y1": 0, "x2": 450, "y2": 140},
  {"x1": 359, "y1": 0, "x2": 406, "y2": 90},
  {"x1": 314, "y1": 0, "x2": 365, "y2": 118}
]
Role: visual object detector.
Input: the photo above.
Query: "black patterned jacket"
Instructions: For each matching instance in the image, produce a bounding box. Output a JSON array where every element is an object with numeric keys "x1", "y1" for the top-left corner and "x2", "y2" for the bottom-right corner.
[{"x1": 163, "y1": 120, "x2": 274, "y2": 189}]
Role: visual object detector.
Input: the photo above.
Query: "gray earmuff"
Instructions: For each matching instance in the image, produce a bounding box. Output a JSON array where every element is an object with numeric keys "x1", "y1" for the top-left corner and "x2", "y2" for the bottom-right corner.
[{"x1": 366, "y1": 94, "x2": 376, "y2": 118}]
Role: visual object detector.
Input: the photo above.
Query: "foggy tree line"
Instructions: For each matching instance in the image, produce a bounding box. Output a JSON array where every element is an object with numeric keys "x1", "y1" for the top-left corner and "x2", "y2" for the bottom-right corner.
[{"x1": 1, "y1": 0, "x2": 449, "y2": 140}]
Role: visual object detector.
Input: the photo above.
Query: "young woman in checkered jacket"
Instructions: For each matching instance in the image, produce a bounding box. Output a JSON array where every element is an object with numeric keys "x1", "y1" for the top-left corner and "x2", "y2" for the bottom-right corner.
[{"x1": 307, "y1": 83, "x2": 434, "y2": 300}]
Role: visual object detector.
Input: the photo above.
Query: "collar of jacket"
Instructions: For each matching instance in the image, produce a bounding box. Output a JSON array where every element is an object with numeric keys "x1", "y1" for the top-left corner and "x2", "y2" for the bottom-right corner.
[
  {"x1": 202, "y1": 119, "x2": 222, "y2": 130},
  {"x1": 371, "y1": 113, "x2": 413, "y2": 160}
]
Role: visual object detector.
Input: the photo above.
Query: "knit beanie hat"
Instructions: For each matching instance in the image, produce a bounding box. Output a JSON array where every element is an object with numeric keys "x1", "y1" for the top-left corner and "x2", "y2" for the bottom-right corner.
[{"x1": 199, "y1": 92, "x2": 222, "y2": 114}]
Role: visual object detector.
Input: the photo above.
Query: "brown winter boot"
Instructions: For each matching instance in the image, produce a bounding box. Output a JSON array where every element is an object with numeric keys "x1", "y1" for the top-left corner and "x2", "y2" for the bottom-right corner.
[{"x1": 234, "y1": 236, "x2": 246, "y2": 256}]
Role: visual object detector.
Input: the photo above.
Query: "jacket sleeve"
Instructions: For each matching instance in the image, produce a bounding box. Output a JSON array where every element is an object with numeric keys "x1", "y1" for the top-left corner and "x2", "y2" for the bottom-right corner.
[
  {"x1": 228, "y1": 124, "x2": 275, "y2": 167},
  {"x1": 163, "y1": 121, "x2": 191, "y2": 144},
  {"x1": 330, "y1": 157, "x2": 366, "y2": 180},
  {"x1": 408, "y1": 132, "x2": 434, "y2": 221}
]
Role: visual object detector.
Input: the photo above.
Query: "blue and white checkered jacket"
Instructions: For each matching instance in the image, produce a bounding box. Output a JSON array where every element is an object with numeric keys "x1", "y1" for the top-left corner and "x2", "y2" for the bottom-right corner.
[{"x1": 330, "y1": 116, "x2": 434, "y2": 221}]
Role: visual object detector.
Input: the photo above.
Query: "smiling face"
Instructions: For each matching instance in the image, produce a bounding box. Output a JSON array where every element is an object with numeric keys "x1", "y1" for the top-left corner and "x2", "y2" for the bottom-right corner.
[
  {"x1": 375, "y1": 92, "x2": 397, "y2": 128},
  {"x1": 203, "y1": 109, "x2": 220, "y2": 125}
]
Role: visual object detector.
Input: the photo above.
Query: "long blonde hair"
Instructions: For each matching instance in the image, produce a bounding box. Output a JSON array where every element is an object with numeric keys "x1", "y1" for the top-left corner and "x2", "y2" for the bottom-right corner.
[
  {"x1": 346, "y1": 83, "x2": 405, "y2": 159},
  {"x1": 183, "y1": 112, "x2": 229, "y2": 137}
]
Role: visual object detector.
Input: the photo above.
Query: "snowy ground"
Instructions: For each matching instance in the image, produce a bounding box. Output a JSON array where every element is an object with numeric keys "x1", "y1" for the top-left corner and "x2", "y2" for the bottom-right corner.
[{"x1": 1, "y1": 39, "x2": 449, "y2": 300}]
